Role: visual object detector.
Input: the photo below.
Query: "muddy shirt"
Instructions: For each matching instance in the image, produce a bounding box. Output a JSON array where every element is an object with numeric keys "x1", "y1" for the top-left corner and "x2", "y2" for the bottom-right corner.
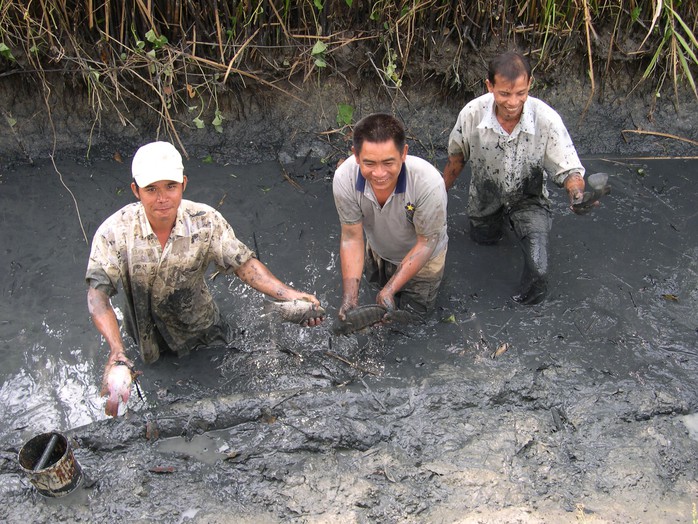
[
  {"x1": 448, "y1": 93, "x2": 584, "y2": 218},
  {"x1": 86, "y1": 200, "x2": 255, "y2": 363},
  {"x1": 333, "y1": 155, "x2": 448, "y2": 265}
]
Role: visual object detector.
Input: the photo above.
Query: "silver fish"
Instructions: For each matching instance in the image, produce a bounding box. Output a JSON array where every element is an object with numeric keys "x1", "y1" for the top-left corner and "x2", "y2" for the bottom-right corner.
[
  {"x1": 102, "y1": 362, "x2": 135, "y2": 417},
  {"x1": 262, "y1": 299, "x2": 326, "y2": 324},
  {"x1": 332, "y1": 305, "x2": 421, "y2": 335},
  {"x1": 572, "y1": 172, "x2": 611, "y2": 213}
]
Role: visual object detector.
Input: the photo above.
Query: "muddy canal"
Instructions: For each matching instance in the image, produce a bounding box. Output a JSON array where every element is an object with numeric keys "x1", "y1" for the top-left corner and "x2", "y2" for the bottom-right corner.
[{"x1": 1, "y1": 153, "x2": 697, "y2": 522}]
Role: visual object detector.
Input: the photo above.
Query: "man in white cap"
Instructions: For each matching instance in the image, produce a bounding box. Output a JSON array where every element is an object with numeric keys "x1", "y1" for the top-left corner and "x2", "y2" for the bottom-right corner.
[{"x1": 86, "y1": 141, "x2": 323, "y2": 416}]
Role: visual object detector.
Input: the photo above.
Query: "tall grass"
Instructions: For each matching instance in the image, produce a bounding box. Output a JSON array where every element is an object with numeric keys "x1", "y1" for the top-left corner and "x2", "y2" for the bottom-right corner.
[{"x1": 0, "y1": 1, "x2": 696, "y2": 148}]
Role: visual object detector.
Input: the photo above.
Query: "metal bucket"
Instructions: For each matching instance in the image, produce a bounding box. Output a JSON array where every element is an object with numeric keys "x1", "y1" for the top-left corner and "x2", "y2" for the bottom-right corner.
[{"x1": 18, "y1": 432, "x2": 83, "y2": 497}]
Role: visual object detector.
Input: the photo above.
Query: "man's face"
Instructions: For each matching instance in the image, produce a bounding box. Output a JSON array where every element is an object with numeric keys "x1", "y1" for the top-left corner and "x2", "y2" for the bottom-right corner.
[
  {"x1": 486, "y1": 73, "x2": 532, "y2": 122},
  {"x1": 353, "y1": 140, "x2": 408, "y2": 194},
  {"x1": 131, "y1": 177, "x2": 187, "y2": 226}
]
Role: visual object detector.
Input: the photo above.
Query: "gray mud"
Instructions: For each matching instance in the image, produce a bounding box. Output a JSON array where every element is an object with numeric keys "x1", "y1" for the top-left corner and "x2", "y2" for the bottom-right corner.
[{"x1": 1, "y1": 153, "x2": 697, "y2": 523}]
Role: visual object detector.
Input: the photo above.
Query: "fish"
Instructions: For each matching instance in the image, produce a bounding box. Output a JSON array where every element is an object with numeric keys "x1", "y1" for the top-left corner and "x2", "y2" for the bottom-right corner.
[
  {"x1": 572, "y1": 172, "x2": 611, "y2": 213},
  {"x1": 262, "y1": 298, "x2": 326, "y2": 324},
  {"x1": 491, "y1": 342, "x2": 510, "y2": 359},
  {"x1": 102, "y1": 361, "x2": 135, "y2": 417},
  {"x1": 332, "y1": 305, "x2": 422, "y2": 335}
]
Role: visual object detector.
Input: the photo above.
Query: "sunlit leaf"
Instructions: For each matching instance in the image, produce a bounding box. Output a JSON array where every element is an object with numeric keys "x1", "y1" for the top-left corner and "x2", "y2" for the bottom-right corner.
[
  {"x1": 193, "y1": 117, "x2": 205, "y2": 129},
  {"x1": 336, "y1": 103, "x2": 353, "y2": 126},
  {"x1": 311, "y1": 41, "x2": 327, "y2": 56}
]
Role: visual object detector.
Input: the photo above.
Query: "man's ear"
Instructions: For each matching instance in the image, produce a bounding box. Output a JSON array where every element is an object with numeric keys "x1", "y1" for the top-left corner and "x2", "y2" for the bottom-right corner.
[
  {"x1": 131, "y1": 182, "x2": 140, "y2": 200},
  {"x1": 182, "y1": 175, "x2": 188, "y2": 192}
]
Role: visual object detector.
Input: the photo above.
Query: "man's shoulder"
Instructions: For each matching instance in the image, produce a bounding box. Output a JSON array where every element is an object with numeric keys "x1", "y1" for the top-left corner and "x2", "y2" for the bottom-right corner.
[
  {"x1": 334, "y1": 156, "x2": 358, "y2": 176},
  {"x1": 332, "y1": 156, "x2": 359, "y2": 192},
  {"x1": 405, "y1": 155, "x2": 439, "y2": 176},
  {"x1": 179, "y1": 200, "x2": 230, "y2": 227},
  {"x1": 96, "y1": 202, "x2": 141, "y2": 231},
  {"x1": 461, "y1": 92, "x2": 493, "y2": 114},
  {"x1": 180, "y1": 199, "x2": 216, "y2": 215},
  {"x1": 404, "y1": 156, "x2": 446, "y2": 192},
  {"x1": 526, "y1": 95, "x2": 564, "y2": 121}
]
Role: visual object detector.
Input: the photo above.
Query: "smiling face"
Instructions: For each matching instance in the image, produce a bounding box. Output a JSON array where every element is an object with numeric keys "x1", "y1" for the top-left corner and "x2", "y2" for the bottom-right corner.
[
  {"x1": 131, "y1": 177, "x2": 188, "y2": 229},
  {"x1": 486, "y1": 72, "x2": 532, "y2": 124},
  {"x1": 353, "y1": 139, "x2": 408, "y2": 195}
]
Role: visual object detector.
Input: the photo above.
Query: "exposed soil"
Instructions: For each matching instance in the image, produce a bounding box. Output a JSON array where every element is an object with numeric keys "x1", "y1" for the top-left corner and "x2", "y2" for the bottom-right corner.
[{"x1": 2, "y1": 41, "x2": 697, "y2": 168}]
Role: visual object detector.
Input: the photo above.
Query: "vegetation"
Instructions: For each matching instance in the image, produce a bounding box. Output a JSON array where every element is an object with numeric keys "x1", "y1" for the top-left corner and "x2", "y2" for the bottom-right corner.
[{"x1": 0, "y1": 1, "x2": 696, "y2": 150}]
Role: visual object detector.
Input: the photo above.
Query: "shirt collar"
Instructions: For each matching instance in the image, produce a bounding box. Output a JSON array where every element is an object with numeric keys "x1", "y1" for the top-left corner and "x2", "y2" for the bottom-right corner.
[
  {"x1": 355, "y1": 163, "x2": 407, "y2": 194},
  {"x1": 479, "y1": 94, "x2": 535, "y2": 136},
  {"x1": 137, "y1": 202, "x2": 186, "y2": 239}
]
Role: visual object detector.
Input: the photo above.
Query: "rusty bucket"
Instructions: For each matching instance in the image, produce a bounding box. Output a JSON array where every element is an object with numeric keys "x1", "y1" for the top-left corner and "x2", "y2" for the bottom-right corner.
[{"x1": 18, "y1": 432, "x2": 83, "y2": 497}]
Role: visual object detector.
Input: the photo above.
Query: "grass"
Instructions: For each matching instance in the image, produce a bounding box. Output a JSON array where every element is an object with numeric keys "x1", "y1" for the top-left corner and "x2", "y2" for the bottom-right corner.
[{"x1": 0, "y1": 1, "x2": 696, "y2": 152}]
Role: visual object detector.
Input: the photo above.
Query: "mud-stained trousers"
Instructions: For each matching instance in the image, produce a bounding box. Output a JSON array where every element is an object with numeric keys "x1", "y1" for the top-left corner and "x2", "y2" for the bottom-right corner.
[
  {"x1": 364, "y1": 244, "x2": 447, "y2": 315},
  {"x1": 469, "y1": 204, "x2": 552, "y2": 305}
]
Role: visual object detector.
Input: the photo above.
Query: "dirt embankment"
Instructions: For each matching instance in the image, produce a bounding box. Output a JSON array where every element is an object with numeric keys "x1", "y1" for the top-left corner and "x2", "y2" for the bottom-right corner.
[{"x1": 1, "y1": 41, "x2": 697, "y2": 168}]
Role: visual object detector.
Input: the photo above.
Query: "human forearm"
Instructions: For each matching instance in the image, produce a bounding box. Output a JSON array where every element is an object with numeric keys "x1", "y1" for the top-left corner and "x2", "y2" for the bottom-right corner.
[
  {"x1": 337, "y1": 224, "x2": 364, "y2": 317},
  {"x1": 235, "y1": 258, "x2": 315, "y2": 303},
  {"x1": 442, "y1": 154, "x2": 465, "y2": 191},
  {"x1": 381, "y1": 235, "x2": 437, "y2": 297},
  {"x1": 87, "y1": 287, "x2": 126, "y2": 362},
  {"x1": 564, "y1": 172, "x2": 585, "y2": 204}
]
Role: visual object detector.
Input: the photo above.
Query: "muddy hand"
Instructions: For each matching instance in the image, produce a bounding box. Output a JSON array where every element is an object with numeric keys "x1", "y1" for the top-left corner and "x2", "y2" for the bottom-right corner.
[
  {"x1": 564, "y1": 173, "x2": 585, "y2": 209},
  {"x1": 101, "y1": 360, "x2": 134, "y2": 417},
  {"x1": 376, "y1": 289, "x2": 396, "y2": 319},
  {"x1": 338, "y1": 297, "x2": 358, "y2": 322}
]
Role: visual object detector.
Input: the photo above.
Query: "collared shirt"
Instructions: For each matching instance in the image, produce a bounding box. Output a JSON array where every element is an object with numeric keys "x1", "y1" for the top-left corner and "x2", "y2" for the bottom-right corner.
[
  {"x1": 448, "y1": 92, "x2": 584, "y2": 217},
  {"x1": 333, "y1": 155, "x2": 448, "y2": 265},
  {"x1": 86, "y1": 200, "x2": 255, "y2": 363}
]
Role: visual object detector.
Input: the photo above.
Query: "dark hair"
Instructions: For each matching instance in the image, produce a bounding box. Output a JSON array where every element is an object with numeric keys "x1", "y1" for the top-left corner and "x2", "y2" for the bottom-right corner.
[
  {"x1": 487, "y1": 51, "x2": 531, "y2": 85},
  {"x1": 352, "y1": 113, "x2": 406, "y2": 154}
]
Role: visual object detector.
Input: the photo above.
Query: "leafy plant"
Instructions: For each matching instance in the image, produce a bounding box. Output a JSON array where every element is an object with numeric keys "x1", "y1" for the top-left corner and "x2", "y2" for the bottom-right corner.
[
  {"x1": 638, "y1": 0, "x2": 698, "y2": 101},
  {"x1": 336, "y1": 103, "x2": 353, "y2": 127},
  {"x1": 0, "y1": 42, "x2": 14, "y2": 61},
  {"x1": 311, "y1": 40, "x2": 327, "y2": 68}
]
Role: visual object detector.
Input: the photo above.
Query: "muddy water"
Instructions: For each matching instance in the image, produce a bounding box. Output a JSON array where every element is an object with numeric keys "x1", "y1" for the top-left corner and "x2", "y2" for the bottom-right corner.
[{"x1": 0, "y1": 154, "x2": 696, "y2": 523}]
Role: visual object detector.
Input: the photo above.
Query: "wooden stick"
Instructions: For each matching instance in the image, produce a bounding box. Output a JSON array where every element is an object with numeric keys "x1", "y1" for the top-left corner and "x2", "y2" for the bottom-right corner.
[
  {"x1": 621, "y1": 129, "x2": 698, "y2": 147},
  {"x1": 324, "y1": 351, "x2": 378, "y2": 376}
]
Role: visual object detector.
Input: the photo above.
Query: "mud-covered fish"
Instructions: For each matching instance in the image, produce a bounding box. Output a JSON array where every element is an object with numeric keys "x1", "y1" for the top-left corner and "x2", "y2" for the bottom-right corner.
[
  {"x1": 262, "y1": 299, "x2": 326, "y2": 324},
  {"x1": 572, "y1": 172, "x2": 611, "y2": 213},
  {"x1": 101, "y1": 361, "x2": 137, "y2": 417},
  {"x1": 332, "y1": 304, "x2": 422, "y2": 335}
]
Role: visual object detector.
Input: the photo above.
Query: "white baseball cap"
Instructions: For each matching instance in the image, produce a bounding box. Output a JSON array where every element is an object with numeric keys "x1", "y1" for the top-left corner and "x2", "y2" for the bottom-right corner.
[{"x1": 131, "y1": 141, "x2": 184, "y2": 187}]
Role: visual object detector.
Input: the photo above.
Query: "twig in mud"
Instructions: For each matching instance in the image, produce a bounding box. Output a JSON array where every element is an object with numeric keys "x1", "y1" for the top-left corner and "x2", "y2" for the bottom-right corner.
[
  {"x1": 600, "y1": 156, "x2": 698, "y2": 162},
  {"x1": 217, "y1": 192, "x2": 227, "y2": 207},
  {"x1": 324, "y1": 351, "x2": 378, "y2": 376},
  {"x1": 628, "y1": 291, "x2": 637, "y2": 308},
  {"x1": 50, "y1": 156, "x2": 88, "y2": 245},
  {"x1": 270, "y1": 390, "x2": 305, "y2": 410},
  {"x1": 490, "y1": 314, "x2": 515, "y2": 338},
  {"x1": 609, "y1": 272, "x2": 632, "y2": 289},
  {"x1": 272, "y1": 341, "x2": 302, "y2": 359},
  {"x1": 280, "y1": 165, "x2": 303, "y2": 192},
  {"x1": 360, "y1": 377, "x2": 386, "y2": 411},
  {"x1": 621, "y1": 129, "x2": 698, "y2": 147}
]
